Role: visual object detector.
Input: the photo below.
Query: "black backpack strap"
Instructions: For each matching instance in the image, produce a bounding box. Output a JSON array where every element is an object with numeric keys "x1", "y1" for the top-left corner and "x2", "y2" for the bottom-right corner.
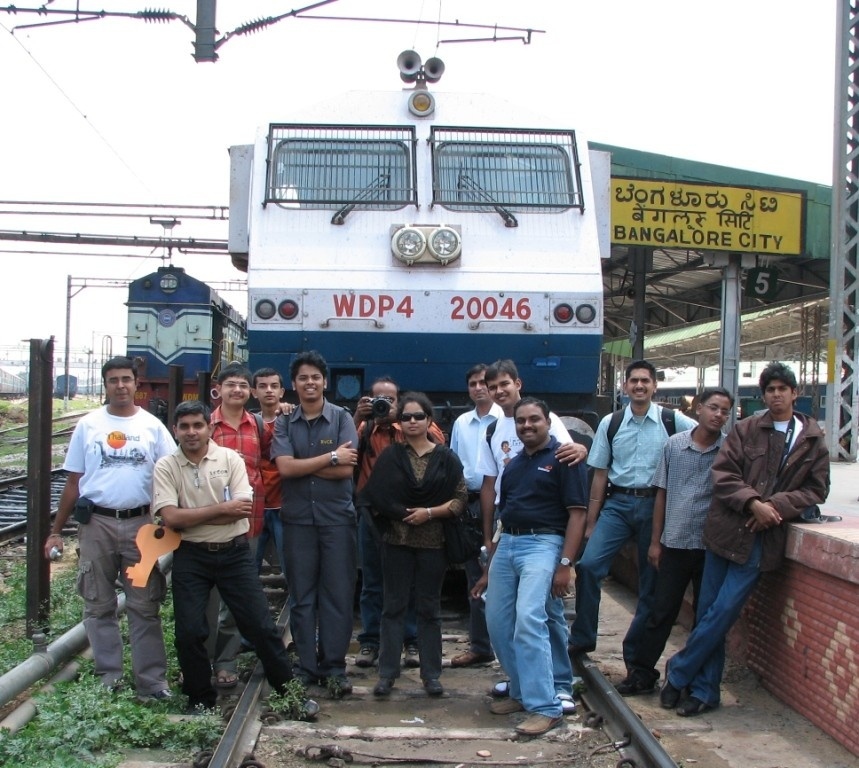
[
  {"x1": 252, "y1": 412, "x2": 264, "y2": 443},
  {"x1": 605, "y1": 409, "x2": 625, "y2": 467},
  {"x1": 660, "y1": 406, "x2": 677, "y2": 437},
  {"x1": 485, "y1": 419, "x2": 498, "y2": 448}
]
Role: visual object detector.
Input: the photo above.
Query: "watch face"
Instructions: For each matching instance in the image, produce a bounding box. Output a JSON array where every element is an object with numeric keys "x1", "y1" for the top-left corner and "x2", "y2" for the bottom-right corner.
[{"x1": 560, "y1": 557, "x2": 572, "y2": 567}]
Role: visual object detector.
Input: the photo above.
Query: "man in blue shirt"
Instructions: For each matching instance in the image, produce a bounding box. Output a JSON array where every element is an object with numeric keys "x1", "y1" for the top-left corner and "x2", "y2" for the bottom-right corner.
[
  {"x1": 570, "y1": 360, "x2": 696, "y2": 684},
  {"x1": 485, "y1": 398, "x2": 588, "y2": 737}
]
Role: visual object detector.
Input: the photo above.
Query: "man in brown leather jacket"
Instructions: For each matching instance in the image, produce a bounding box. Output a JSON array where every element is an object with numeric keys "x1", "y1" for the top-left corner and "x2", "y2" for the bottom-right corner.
[{"x1": 659, "y1": 362, "x2": 829, "y2": 717}]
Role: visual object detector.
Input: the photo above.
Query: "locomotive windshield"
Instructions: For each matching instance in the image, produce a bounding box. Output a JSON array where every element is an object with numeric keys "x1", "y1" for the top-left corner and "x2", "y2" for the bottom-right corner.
[
  {"x1": 430, "y1": 127, "x2": 583, "y2": 212},
  {"x1": 267, "y1": 125, "x2": 416, "y2": 208}
]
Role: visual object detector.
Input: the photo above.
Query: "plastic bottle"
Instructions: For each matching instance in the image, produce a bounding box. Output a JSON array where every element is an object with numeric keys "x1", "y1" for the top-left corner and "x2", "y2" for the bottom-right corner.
[{"x1": 49, "y1": 546, "x2": 62, "y2": 561}]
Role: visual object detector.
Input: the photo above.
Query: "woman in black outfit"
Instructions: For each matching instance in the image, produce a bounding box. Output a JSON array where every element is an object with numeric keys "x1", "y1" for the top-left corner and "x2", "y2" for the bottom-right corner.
[{"x1": 360, "y1": 391, "x2": 467, "y2": 697}]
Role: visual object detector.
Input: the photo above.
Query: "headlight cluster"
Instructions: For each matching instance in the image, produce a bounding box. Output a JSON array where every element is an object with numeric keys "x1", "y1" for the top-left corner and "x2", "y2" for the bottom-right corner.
[
  {"x1": 551, "y1": 301, "x2": 599, "y2": 326},
  {"x1": 391, "y1": 224, "x2": 462, "y2": 265}
]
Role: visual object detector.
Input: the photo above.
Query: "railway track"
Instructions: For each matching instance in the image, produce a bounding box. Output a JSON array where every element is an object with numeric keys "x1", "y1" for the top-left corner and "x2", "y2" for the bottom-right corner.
[{"x1": 0, "y1": 468, "x2": 69, "y2": 545}]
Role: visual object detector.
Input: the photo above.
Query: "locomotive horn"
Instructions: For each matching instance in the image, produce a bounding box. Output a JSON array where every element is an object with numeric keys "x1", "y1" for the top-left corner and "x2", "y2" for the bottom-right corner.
[
  {"x1": 397, "y1": 49, "x2": 422, "y2": 82},
  {"x1": 423, "y1": 57, "x2": 445, "y2": 83}
]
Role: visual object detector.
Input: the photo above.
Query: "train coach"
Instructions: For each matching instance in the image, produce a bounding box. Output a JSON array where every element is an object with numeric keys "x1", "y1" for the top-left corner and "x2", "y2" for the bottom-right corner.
[
  {"x1": 0, "y1": 367, "x2": 27, "y2": 398},
  {"x1": 228, "y1": 51, "x2": 609, "y2": 426},
  {"x1": 127, "y1": 267, "x2": 247, "y2": 418}
]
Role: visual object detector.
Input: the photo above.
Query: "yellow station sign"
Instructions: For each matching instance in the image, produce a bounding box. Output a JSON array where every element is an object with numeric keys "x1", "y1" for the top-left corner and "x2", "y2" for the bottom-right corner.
[{"x1": 611, "y1": 177, "x2": 805, "y2": 255}]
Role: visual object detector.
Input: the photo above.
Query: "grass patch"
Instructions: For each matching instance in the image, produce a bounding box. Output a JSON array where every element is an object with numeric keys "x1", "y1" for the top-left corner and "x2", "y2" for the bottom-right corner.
[{"x1": 0, "y1": 559, "x2": 220, "y2": 768}]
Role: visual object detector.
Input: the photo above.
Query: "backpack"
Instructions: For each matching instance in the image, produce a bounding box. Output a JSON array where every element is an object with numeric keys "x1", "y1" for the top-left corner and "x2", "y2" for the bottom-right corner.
[{"x1": 605, "y1": 406, "x2": 677, "y2": 466}]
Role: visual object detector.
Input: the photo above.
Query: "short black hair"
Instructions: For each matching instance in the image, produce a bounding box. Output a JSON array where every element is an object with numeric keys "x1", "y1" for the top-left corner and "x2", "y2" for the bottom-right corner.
[
  {"x1": 465, "y1": 363, "x2": 489, "y2": 384},
  {"x1": 699, "y1": 386, "x2": 735, "y2": 406},
  {"x1": 625, "y1": 360, "x2": 657, "y2": 381},
  {"x1": 102, "y1": 356, "x2": 138, "y2": 383},
  {"x1": 217, "y1": 362, "x2": 252, "y2": 385},
  {"x1": 290, "y1": 350, "x2": 328, "y2": 381},
  {"x1": 513, "y1": 396, "x2": 550, "y2": 419},
  {"x1": 759, "y1": 361, "x2": 798, "y2": 392},
  {"x1": 369, "y1": 375, "x2": 398, "y2": 396},
  {"x1": 173, "y1": 400, "x2": 211, "y2": 425},
  {"x1": 485, "y1": 359, "x2": 519, "y2": 382},
  {"x1": 252, "y1": 367, "x2": 283, "y2": 388}
]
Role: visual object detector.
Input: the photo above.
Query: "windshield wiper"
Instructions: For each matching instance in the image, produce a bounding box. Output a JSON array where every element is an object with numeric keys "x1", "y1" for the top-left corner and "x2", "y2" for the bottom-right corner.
[
  {"x1": 456, "y1": 173, "x2": 518, "y2": 228},
  {"x1": 331, "y1": 172, "x2": 392, "y2": 225}
]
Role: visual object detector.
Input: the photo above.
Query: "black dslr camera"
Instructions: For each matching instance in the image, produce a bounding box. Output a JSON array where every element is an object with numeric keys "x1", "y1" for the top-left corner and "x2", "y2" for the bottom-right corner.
[{"x1": 370, "y1": 396, "x2": 394, "y2": 418}]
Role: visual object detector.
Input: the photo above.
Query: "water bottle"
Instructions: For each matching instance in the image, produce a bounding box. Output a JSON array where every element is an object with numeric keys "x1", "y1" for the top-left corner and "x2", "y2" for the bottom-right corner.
[
  {"x1": 49, "y1": 546, "x2": 62, "y2": 561},
  {"x1": 479, "y1": 545, "x2": 489, "y2": 568}
]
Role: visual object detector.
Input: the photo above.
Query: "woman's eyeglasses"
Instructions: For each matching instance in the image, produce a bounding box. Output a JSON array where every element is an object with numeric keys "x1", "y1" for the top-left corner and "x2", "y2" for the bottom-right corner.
[{"x1": 400, "y1": 412, "x2": 428, "y2": 422}]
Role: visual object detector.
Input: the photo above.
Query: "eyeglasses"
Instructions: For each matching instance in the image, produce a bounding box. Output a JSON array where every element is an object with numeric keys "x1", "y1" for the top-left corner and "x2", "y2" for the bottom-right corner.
[
  {"x1": 221, "y1": 381, "x2": 250, "y2": 390},
  {"x1": 192, "y1": 466, "x2": 201, "y2": 489},
  {"x1": 400, "y1": 412, "x2": 428, "y2": 422},
  {"x1": 702, "y1": 403, "x2": 732, "y2": 417}
]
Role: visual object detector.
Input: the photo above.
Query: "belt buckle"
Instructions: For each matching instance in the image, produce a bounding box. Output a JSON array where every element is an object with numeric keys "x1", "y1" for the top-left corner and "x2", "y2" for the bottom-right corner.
[
  {"x1": 114, "y1": 508, "x2": 129, "y2": 518},
  {"x1": 205, "y1": 542, "x2": 222, "y2": 552}
]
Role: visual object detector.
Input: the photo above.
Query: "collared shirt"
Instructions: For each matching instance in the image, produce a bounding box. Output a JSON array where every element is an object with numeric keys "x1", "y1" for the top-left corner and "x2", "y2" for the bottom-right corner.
[
  {"x1": 587, "y1": 403, "x2": 697, "y2": 487},
  {"x1": 258, "y1": 417, "x2": 282, "y2": 508},
  {"x1": 354, "y1": 419, "x2": 445, "y2": 493},
  {"x1": 210, "y1": 406, "x2": 267, "y2": 535},
  {"x1": 271, "y1": 399, "x2": 359, "y2": 526},
  {"x1": 499, "y1": 436, "x2": 588, "y2": 532},
  {"x1": 449, "y1": 403, "x2": 503, "y2": 492},
  {"x1": 152, "y1": 439, "x2": 251, "y2": 544},
  {"x1": 652, "y1": 427, "x2": 724, "y2": 550},
  {"x1": 476, "y1": 411, "x2": 573, "y2": 504}
]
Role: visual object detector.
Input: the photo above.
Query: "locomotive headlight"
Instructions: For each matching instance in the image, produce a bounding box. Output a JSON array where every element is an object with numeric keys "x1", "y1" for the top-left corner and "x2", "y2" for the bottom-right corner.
[
  {"x1": 159, "y1": 273, "x2": 179, "y2": 293},
  {"x1": 408, "y1": 90, "x2": 435, "y2": 117},
  {"x1": 392, "y1": 227, "x2": 427, "y2": 262},
  {"x1": 428, "y1": 227, "x2": 462, "y2": 263},
  {"x1": 575, "y1": 303, "x2": 597, "y2": 324},
  {"x1": 255, "y1": 299, "x2": 277, "y2": 320}
]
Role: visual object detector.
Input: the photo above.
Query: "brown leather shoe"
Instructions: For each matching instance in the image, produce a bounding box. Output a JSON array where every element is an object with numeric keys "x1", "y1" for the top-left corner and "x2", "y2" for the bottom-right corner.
[
  {"x1": 514, "y1": 713, "x2": 563, "y2": 736},
  {"x1": 489, "y1": 698, "x2": 524, "y2": 715},
  {"x1": 451, "y1": 650, "x2": 495, "y2": 667}
]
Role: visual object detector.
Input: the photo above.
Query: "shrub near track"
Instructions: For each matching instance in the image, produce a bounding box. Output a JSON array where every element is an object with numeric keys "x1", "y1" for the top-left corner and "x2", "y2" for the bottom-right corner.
[{"x1": 0, "y1": 559, "x2": 221, "y2": 768}]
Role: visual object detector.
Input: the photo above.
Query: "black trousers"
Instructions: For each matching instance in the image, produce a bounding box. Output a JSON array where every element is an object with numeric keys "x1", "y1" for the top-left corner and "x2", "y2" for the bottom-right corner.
[
  {"x1": 172, "y1": 539, "x2": 293, "y2": 709},
  {"x1": 628, "y1": 546, "x2": 705, "y2": 683}
]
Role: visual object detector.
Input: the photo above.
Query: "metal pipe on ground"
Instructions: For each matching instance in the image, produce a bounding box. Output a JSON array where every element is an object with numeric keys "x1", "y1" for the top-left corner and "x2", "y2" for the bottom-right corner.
[{"x1": 0, "y1": 553, "x2": 173, "y2": 710}]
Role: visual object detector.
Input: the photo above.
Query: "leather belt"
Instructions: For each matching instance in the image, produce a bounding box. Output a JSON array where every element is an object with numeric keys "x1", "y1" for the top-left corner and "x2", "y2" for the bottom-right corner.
[
  {"x1": 502, "y1": 526, "x2": 563, "y2": 536},
  {"x1": 610, "y1": 486, "x2": 657, "y2": 498},
  {"x1": 183, "y1": 534, "x2": 248, "y2": 552},
  {"x1": 92, "y1": 505, "x2": 149, "y2": 519}
]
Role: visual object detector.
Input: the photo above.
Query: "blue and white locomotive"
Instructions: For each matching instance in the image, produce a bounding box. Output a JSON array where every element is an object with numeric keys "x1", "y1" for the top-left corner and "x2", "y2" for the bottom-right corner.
[
  {"x1": 228, "y1": 52, "x2": 608, "y2": 420},
  {"x1": 127, "y1": 266, "x2": 247, "y2": 413}
]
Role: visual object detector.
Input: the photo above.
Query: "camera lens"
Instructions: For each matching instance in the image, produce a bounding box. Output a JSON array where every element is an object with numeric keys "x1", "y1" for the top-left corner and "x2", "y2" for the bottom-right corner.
[{"x1": 371, "y1": 397, "x2": 392, "y2": 418}]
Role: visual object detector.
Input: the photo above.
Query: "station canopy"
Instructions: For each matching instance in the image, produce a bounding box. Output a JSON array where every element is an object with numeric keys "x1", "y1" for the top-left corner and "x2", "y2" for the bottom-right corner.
[{"x1": 591, "y1": 143, "x2": 832, "y2": 371}]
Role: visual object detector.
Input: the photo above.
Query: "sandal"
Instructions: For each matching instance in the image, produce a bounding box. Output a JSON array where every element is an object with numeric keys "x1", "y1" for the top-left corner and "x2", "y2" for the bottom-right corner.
[{"x1": 215, "y1": 670, "x2": 239, "y2": 689}]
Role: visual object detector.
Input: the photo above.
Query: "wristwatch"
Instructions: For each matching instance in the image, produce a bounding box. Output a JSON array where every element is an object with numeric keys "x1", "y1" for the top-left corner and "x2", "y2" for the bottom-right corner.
[
  {"x1": 330, "y1": 451, "x2": 339, "y2": 466},
  {"x1": 559, "y1": 557, "x2": 572, "y2": 567}
]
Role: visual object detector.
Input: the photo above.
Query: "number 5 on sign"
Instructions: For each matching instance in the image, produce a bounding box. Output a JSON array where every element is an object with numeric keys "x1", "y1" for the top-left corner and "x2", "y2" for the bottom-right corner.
[{"x1": 746, "y1": 267, "x2": 779, "y2": 301}]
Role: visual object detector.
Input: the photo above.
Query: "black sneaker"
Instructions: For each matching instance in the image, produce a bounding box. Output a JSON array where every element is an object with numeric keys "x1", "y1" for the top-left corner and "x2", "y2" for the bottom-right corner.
[
  {"x1": 355, "y1": 645, "x2": 379, "y2": 667},
  {"x1": 373, "y1": 677, "x2": 395, "y2": 697},
  {"x1": 659, "y1": 680, "x2": 683, "y2": 709},
  {"x1": 616, "y1": 673, "x2": 657, "y2": 696},
  {"x1": 301, "y1": 698, "x2": 320, "y2": 720},
  {"x1": 676, "y1": 695, "x2": 714, "y2": 717},
  {"x1": 137, "y1": 688, "x2": 173, "y2": 704},
  {"x1": 423, "y1": 679, "x2": 444, "y2": 697},
  {"x1": 329, "y1": 675, "x2": 353, "y2": 695},
  {"x1": 403, "y1": 644, "x2": 420, "y2": 668}
]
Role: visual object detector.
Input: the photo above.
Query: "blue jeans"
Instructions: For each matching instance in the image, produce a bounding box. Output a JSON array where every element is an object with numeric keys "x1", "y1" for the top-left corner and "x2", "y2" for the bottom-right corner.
[
  {"x1": 486, "y1": 533, "x2": 564, "y2": 718},
  {"x1": 357, "y1": 512, "x2": 417, "y2": 648},
  {"x1": 666, "y1": 537, "x2": 763, "y2": 707},
  {"x1": 570, "y1": 494, "x2": 657, "y2": 666},
  {"x1": 254, "y1": 508, "x2": 285, "y2": 574}
]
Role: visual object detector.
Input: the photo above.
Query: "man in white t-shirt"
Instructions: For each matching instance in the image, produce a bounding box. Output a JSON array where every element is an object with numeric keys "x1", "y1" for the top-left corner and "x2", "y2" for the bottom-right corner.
[
  {"x1": 472, "y1": 359, "x2": 586, "y2": 710},
  {"x1": 44, "y1": 356, "x2": 176, "y2": 702}
]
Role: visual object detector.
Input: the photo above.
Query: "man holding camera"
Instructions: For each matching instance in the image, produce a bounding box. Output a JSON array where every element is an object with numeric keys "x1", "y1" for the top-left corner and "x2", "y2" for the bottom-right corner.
[{"x1": 353, "y1": 377, "x2": 445, "y2": 669}]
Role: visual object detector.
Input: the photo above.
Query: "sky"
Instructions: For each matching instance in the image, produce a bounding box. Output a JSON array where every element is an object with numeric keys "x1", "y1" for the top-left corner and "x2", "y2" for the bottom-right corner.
[{"x1": 0, "y1": 0, "x2": 838, "y2": 372}]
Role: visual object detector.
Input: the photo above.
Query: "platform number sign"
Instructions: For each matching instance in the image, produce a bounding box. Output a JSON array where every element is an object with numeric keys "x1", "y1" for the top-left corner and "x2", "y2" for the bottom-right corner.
[{"x1": 746, "y1": 267, "x2": 779, "y2": 301}]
